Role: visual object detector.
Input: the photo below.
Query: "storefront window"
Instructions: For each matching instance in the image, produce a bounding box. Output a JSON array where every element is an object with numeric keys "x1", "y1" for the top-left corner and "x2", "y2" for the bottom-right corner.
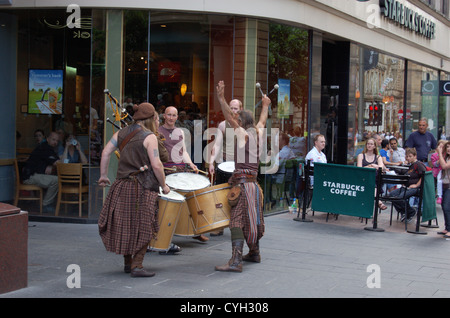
[
  {"x1": 11, "y1": 8, "x2": 106, "y2": 219},
  {"x1": 349, "y1": 45, "x2": 405, "y2": 163},
  {"x1": 406, "y1": 62, "x2": 439, "y2": 139},
  {"x1": 439, "y1": 72, "x2": 450, "y2": 140},
  {"x1": 123, "y1": 10, "x2": 149, "y2": 106},
  {"x1": 262, "y1": 23, "x2": 309, "y2": 213}
]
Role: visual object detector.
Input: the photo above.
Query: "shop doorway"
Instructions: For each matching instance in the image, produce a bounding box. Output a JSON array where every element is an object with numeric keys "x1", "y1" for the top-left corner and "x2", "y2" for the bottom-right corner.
[{"x1": 320, "y1": 40, "x2": 350, "y2": 164}]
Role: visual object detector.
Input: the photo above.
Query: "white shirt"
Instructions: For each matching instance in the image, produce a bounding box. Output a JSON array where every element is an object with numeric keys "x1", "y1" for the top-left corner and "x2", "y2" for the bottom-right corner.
[
  {"x1": 305, "y1": 147, "x2": 327, "y2": 166},
  {"x1": 305, "y1": 147, "x2": 326, "y2": 186}
]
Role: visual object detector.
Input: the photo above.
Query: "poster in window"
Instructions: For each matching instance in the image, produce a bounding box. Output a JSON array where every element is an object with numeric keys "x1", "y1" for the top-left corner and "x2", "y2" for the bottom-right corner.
[
  {"x1": 158, "y1": 62, "x2": 180, "y2": 83},
  {"x1": 277, "y1": 78, "x2": 291, "y2": 119},
  {"x1": 28, "y1": 69, "x2": 63, "y2": 114}
]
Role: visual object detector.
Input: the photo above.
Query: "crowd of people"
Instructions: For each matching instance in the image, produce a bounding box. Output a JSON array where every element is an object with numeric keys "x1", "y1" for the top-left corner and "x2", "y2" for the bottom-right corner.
[{"x1": 18, "y1": 90, "x2": 448, "y2": 277}]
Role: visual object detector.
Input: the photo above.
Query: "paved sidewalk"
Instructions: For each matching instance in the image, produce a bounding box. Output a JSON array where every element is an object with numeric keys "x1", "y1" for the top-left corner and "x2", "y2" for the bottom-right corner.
[{"x1": 2, "y1": 204, "x2": 450, "y2": 300}]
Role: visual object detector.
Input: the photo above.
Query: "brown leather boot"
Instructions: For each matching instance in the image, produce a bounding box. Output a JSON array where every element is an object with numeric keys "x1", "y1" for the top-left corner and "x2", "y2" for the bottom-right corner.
[
  {"x1": 243, "y1": 241, "x2": 261, "y2": 263},
  {"x1": 215, "y1": 240, "x2": 244, "y2": 272},
  {"x1": 124, "y1": 255, "x2": 132, "y2": 273}
]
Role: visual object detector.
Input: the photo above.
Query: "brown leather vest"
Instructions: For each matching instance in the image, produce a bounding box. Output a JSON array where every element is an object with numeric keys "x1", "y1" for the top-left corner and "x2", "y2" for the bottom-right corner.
[{"x1": 116, "y1": 125, "x2": 159, "y2": 191}]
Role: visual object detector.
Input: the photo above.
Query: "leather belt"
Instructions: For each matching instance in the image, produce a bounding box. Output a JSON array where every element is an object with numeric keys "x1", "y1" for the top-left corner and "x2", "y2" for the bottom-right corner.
[{"x1": 231, "y1": 173, "x2": 257, "y2": 185}]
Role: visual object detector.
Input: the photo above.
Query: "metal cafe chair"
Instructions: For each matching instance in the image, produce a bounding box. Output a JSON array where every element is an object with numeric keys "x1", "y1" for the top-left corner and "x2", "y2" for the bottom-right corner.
[{"x1": 376, "y1": 171, "x2": 413, "y2": 231}]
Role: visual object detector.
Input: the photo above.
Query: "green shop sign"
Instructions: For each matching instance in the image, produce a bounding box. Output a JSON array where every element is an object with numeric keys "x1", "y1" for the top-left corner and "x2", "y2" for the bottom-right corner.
[
  {"x1": 311, "y1": 163, "x2": 375, "y2": 219},
  {"x1": 379, "y1": 0, "x2": 436, "y2": 39}
]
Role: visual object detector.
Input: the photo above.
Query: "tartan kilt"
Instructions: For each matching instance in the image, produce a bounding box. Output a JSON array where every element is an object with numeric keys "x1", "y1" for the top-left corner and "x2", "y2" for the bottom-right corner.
[
  {"x1": 98, "y1": 178, "x2": 159, "y2": 255},
  {"x1": 229, "y1": 182, "x2": 265, "y2": 242}
]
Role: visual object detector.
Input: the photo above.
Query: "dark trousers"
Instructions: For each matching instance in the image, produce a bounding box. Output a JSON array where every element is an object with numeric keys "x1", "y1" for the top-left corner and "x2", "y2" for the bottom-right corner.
[
  {"x1": 389, "y1": 187, "x2": 419, "y2": 217},
  {"x1": 442, "y1": 187, "x2": 450, "y2": 231}
]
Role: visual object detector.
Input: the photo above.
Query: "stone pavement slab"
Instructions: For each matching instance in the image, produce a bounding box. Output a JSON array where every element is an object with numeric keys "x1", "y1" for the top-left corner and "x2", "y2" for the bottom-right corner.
[{"x1": 2, "y1": 204, "x2": 450, "y2": 302}]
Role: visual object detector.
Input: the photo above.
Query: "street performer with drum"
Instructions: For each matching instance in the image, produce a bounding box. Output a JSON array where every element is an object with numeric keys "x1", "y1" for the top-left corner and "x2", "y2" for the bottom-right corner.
[
  {"x1": 214, "y1": 80, "x2": 271, "y2": 272},
  {"x1": 98, "y1": 102, "x2": 170, "y2": 278}
]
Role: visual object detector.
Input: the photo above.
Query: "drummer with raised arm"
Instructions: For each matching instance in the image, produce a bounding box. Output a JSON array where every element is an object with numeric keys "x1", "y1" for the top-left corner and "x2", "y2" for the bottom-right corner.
[
  {"x1": 214, "y1": 80, "x2": 270, "y2": 273},
  {"x1": 208, "y1": 97, "x2": 243, "y2": 237},
  {"x1": 97, "y1": 102, "x2": 170, "y2": 278},
  {"x1": 209, "y1": 98, "x2": 243, "y2": 183},
  {"x1": 158, "y1": 106, "x2": 209, "y2": 244}
]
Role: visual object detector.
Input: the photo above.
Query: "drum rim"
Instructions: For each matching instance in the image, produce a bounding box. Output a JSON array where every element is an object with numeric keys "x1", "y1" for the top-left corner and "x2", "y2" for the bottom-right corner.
[
  {"x1": 159, "y1": 191, "x2": 186, "y2": 202},
  {"x1": 184, "y1": 185, "x2": 232, "y2": 200}
]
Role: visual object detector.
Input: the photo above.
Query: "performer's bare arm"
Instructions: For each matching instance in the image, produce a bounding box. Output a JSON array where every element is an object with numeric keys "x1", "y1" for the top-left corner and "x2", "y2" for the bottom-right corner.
[
  {"x1": 180, "y1": 129, "x2": 199, "y2": 173},
  {"x1": 144, "y1": 134, "x2": 170, "y2": 194},
  {"x1": 216, "y1": 81, "x2": 240, "y2": 130},
  {"x1": 98, "y1": 131, "x2": 119, "y2": 187},
  {"x1": 256, "y1": 95, "x2": 271, "y2": 129}
]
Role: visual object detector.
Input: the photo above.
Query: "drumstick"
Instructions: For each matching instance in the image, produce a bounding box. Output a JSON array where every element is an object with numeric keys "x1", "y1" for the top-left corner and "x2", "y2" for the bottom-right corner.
[
  {"x1": 189, "y1": 168, "x2": 208, "y2": 175},
  {"x1": 164, "y1": 167, "x2": 177, "y2": 171}
]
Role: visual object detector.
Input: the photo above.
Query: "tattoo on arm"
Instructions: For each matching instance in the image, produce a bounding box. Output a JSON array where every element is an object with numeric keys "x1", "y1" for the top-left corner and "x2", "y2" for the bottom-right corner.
[{"x1": 153, "y1": 149, "x2": 159, "y2": 158}]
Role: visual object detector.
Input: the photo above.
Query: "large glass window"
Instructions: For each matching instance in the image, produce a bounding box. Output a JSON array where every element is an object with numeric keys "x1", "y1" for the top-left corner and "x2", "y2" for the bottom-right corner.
[
  {"x1": 406, "y1": 61, "x2": 439, "y2": 139},
  {"x1": 262, "y1": 23, "x2": 309, "y2": 213},
  {"x1": 439, "y1": 72, "x2": 450, "y2": 140},
  {"x1": 11, "y1": 8, "x2": 106, "y2": 219},
  {"x1": 349, "y1": 45, "x2": 405, "y2": 164},
  {"x1": 123, "y1": 10, "x2": 149, "y2": 106}
]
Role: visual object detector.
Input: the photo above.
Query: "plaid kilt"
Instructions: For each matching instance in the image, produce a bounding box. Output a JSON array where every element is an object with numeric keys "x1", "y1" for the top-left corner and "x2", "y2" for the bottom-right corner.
[
  {"x1": 98, "y1": 177, "x2": 159, "y2": 255},
  {"x1": 230, "y1": 182, "x2": 265, "y2": 243}
]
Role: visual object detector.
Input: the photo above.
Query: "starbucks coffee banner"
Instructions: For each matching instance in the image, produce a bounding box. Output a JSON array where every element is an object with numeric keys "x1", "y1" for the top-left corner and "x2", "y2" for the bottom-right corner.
[{"x1": 311, "y1": 163, "x2": 375, "y2": 219}]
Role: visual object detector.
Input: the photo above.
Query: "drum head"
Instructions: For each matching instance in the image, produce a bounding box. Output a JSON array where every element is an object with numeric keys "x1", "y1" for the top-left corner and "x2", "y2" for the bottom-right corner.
[
  {"x1": 166, "y1": 172, "x2": 211, "y2": 192},
  {"x1": 159, "y1": 188, "x2": 185, "y2": 202},
  {"x1": 218, "y1": 161, "x2": 235, "y2": 173}
]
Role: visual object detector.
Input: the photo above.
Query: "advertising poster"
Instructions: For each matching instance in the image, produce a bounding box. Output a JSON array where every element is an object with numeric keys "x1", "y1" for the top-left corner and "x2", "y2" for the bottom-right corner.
[
  {"x1": 28, "y1": 69, "x2": 63, "y2": 114},
  {"x1": 277, "y1": 78, "x2": 291, "y2": 119}
]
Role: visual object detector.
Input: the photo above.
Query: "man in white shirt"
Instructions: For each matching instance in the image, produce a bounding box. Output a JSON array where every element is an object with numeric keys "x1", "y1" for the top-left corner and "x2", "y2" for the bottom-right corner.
[
  {"x1": 305, "y1": 134, "x2": 327, "y2": 166},
  {"x1": 388, "y1": 137, "x2": 406, "y2": 164},
  {"x1": 305, "y1": 134, "x2": 327, "y2": 186}
]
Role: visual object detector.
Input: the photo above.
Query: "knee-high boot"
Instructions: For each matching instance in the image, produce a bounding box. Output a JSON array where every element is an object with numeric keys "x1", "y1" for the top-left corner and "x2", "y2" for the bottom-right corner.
[
  {"x1": 243, "y1": 240, "x2": 261, "y2": 263},
  {"x1": 215, "y1": 240, "x2": 244, "y2": 273}
]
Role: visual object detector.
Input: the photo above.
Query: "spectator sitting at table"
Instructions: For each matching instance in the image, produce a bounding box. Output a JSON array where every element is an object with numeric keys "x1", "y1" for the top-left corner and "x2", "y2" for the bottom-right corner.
[
  {"x1": 22, "y1": 131, "x2": 60, "y2": 213},
  {"x1": 387, "y1": 147, "x2": 427, "y2": 223},
  {"x1": 388, "y1": 137, "x2": 406, "y2": 165},
  {"x1": 379, "y1": 139, "x2": 392, "y2": 166},
  {"x1": 304, "y1": 134, "x2": 327, "y2": 186},
  {"x1": 265, "y1": 132, "x2": 296, "y2": 180},
  {"x1": 357, "y1": 138, "x2": 384, "y2": 170},
  {"x1": 60, "y1": 134, "x2": 88, "y2": 164},
  {"x1": 34, "y1": 129, "x2": 46, "y2": 145},
  {"x1": 357, "y1": 138, "x2": 387, "y2": 210},
  {"x1": 289, "y1": 126, "x2": 306, "y2": 158}
]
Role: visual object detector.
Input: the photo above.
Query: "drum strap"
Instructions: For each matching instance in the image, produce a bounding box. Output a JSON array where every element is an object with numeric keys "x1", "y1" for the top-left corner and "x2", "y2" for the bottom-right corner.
[{"x1": 119, "y1": 127, "x2": 142, "y2": 152}]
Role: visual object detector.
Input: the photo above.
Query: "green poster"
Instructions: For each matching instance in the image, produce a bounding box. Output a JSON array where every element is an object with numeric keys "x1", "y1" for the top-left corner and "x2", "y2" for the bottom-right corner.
[{"x1": 311, "y1": 163, "x2": 376, "y2": 218}]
